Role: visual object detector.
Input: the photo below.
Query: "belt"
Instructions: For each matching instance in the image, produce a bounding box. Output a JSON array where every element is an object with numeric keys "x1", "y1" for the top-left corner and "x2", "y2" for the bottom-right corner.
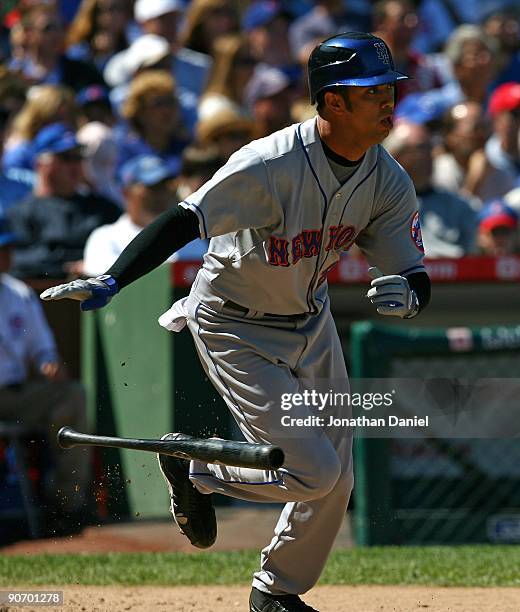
[{"x1": 223, "y1": 300, "x2": 307, "y2": 321}]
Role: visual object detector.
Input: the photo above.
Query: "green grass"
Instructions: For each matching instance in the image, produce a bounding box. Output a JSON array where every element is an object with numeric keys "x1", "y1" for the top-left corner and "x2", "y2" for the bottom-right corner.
[{"x1": 1, "y1": 547, "x2": 520, "y2": 587}]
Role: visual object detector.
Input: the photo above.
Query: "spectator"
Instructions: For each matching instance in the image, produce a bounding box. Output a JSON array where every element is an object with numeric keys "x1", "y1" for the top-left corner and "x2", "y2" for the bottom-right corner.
[
  {"x1": 372, "y1": 0, "x2": 444, "y2": 103},
  {"x1": 447, "y1": 83, "x2": 520, "y2": 203},
  {"x1": 245, "y1": 64, "x2": 294, "y2": 138},
  {"x1": 481, "y1": 6, "x2": 520, "y2": 89},
  {"x1": 3, "y1": 84, "x2": 77, "y2": 171},
  {"x1": 195, "y1": 108, "x2": 257, "y2": 161},
  {"x1": 0, "y1": 107, "x2": 33, "y2": 216},
  {"x1": 133, "y1": 0, "x2": 212, "y2": 100},
  {"x1": 77, "y1": 121, "x2": 123, "y2": 207},
  {"x1": 288, "y1": 0, "x2": 364, "y2": 68},
  {"x1": 412, "y1": 0, "x2": 480, "y2": 54},
  {"x1": 104, "y1": 33, "x2": 199, "y2": 134},
  {"x1": 66, "y1": 0, "x2": 132, "y2": 71},
  {"x1": 198, "y1": 34, "x2": 257, "y2": 121},
  {"x1": 432, "y1": 101, "x2": 491, "y2": 199},
  {"x1": 7, "y1": 122, "x2": 120, "y2": 279},
  {"x1": 8, "y1": 4, "x2": 105, "y2": 92},
  {"x1": 75, "y1": 84, "x2": 115, "y2": 127},
  {"x1": 478, "y1": 199, "x2": 519, "y2": 255},
  {"x1": 115, "y1": 70, "x2": 189, "y2": 178},
  {"x1": 242, "y1": 1, "x2": 296, "y2": 80},
  {"x1": 385, "y1": 120, "x2": 478, "y2": 257},
  {"x1": 180, "y1": 0, "x2": 239, "y2": 58},
  {"x1": 0, "y1": 217, "x2": 90, "y2": 534},
  {"x1": 8, "y1": 16, "x2": 30, "y2": 69},
  {"x1": 466, "y1": 82, "x2": 520, "y2": 201},
  {"x1": 441, "y1": 25, "x2": 499, "y2": 108},
  {"x1": 175, "y1": 144, "x2": 225, "y2": 201},
  {"x1": 83, "y1": 154, "x2": 206, "y2": 275},
  {"x1": 396, "y1": 25, "x2": 500, "y2": 125}
]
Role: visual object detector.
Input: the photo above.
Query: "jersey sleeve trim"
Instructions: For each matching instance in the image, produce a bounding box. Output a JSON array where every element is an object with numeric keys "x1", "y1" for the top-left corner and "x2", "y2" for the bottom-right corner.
[{"x1": 179, "y1": 200, "x2": 208, "y2": 239}]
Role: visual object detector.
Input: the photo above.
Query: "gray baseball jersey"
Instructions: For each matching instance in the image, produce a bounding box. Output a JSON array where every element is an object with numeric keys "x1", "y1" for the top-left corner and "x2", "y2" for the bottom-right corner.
[
  {"x1": 180, "y1": 116, "x2": 425, "y2": 315},
  {"x1": 162, "y1": 116, "x2": 425, "y2": 596}
]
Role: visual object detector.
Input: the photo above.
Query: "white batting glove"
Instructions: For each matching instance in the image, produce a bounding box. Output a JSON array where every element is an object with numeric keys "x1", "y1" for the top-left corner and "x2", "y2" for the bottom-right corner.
[
  {"x1": 366, "y1": 267, "x2": 419, "y2": 319},
  {"x1": 40, "y1": 275, "x2": 118, "y2": 311}
]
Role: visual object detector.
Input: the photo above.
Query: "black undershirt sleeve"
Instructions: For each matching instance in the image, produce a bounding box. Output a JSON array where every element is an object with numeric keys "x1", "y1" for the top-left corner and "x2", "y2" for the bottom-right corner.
[
  {"x1": 407, "y1": 271, "x2": 431, "y2": 314},
  {"x1": 106, "y1": 206, "x2": 200, "y2": 290}
]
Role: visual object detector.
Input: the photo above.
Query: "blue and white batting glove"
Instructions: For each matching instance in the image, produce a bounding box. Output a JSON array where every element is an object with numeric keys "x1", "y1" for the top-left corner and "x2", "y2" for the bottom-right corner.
[
  {"x1": 40, "y1": 274, "x2": 119, "y2": 311},
  {"x1": 366, "y1": 267, "x2": 419, "y2": 319}
]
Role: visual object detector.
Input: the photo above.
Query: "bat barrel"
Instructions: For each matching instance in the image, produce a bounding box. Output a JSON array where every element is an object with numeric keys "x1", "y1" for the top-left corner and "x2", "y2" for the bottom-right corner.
[{"x1": 266, "y1": 447, "x2": 284, "y2": 470}]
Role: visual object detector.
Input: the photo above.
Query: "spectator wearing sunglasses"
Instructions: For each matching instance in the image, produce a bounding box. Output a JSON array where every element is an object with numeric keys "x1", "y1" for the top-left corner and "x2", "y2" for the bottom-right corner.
[
  {"x1": 6, "y1": 123, "x2": 120, "y2": 279},
  {"x1": 114, "y1": 70, "x2": 189, "y2": 181}
]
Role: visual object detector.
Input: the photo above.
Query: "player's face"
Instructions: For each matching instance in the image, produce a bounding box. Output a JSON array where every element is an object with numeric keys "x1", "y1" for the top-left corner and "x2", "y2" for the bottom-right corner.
[{"x1": 343, "y1": 83, "x2": 395, "y2": 146}]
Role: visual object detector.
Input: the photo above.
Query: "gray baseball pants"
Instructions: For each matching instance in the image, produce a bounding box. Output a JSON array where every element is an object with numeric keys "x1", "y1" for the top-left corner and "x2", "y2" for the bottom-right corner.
[{"x1": 183, "y1": 293, "x2": 354, "y2": 596}]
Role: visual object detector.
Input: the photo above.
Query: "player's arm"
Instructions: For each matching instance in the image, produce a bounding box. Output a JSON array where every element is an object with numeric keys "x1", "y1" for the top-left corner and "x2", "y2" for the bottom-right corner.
[
  {"x1": 40, "y1": 206, "x2": 199, "y2": 310},
  {"x1": 357, "y1": 158, "x2": 430, "y2": 319},
  {"x1": 366, "y1": 266, "x2": 431, "y2": 318}
]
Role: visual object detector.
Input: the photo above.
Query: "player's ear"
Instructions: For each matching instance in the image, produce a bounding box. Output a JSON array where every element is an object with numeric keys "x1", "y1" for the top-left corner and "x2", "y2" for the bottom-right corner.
[
  {"x1": 323, "y1": 90, "x2": 344, "y2": 116},
  {"x1": 323, "y1": 89, "x2": 351, "y2": 116}
]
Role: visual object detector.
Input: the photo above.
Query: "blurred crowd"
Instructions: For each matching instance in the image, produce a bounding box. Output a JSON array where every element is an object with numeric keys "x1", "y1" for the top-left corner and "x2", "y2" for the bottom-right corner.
[
  {"x1": 0, "y1": 0, "x2": 519, "y2": 276},
  {"x1": 0, "y1": 0, "x2": 519, "y2": 536}
]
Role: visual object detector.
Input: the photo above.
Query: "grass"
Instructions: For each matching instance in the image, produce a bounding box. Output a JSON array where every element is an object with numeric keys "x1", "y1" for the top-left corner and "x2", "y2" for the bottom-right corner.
[{"x1": 1, "y1": 547, "x2": 520, "y2": 587}]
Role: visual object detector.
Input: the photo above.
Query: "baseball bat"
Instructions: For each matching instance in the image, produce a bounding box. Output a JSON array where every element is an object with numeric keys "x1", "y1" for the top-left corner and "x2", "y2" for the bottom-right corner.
[{"x1": 57, "y1": 427, "x2": 284, "y2": 470}]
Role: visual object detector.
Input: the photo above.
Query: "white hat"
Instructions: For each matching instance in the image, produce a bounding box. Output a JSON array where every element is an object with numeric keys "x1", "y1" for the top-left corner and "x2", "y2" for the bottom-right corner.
[
  {"x1": 103, "y1": 35, "x2": 170, "y2": 87},
  {"x1": 134, "y1": 0, "x2": 183, "y2": 23}
]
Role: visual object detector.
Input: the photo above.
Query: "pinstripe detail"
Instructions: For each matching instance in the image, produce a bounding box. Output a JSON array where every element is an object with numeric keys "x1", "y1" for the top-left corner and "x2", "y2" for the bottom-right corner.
[{"x1": 297, "y1": 123, "x2": 329, "y2": 313}]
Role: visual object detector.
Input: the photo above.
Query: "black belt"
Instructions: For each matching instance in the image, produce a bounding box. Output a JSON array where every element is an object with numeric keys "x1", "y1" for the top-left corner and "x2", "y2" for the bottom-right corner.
[{"x1": 223, "y1": 300, "x2": 307, "y2": 321}]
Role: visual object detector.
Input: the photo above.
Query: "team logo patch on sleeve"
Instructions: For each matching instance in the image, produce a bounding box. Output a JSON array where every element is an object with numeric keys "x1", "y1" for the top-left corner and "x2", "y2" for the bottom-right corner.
[{"x1": 410, "y1": 211, "x2": 424, "y2": 253}]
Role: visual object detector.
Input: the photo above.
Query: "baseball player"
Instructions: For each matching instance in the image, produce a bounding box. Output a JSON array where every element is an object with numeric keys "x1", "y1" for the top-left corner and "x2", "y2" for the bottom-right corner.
[{"x1": 41, "y1": 33, "x2": 431, "y2": 612}]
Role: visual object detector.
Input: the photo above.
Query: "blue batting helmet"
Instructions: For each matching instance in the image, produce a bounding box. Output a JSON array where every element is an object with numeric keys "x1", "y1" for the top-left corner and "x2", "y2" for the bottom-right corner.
[{"x1": 308, "y1": 32, "x2": 410, "y2": 104}]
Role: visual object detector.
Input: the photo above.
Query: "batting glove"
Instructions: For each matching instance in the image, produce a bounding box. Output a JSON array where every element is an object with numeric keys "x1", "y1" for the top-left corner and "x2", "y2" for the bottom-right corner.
[
  {"x1": 366, "y1": 267, "x2": 419, "y2": 319},
  {"x1": 40, "y1": 274, "x2": 119, "y2": 311}
]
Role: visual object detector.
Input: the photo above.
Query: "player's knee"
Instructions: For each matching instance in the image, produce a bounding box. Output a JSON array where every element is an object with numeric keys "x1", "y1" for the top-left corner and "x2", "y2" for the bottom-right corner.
[{"x1": 303, "y1": 449, "x2": 342, "y2": 500}]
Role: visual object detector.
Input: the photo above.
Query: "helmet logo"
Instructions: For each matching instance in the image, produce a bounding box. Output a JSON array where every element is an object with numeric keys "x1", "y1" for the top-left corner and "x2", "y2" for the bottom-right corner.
[{"x1": 374, "y1": 42, "x2": 390, "y2": 65}]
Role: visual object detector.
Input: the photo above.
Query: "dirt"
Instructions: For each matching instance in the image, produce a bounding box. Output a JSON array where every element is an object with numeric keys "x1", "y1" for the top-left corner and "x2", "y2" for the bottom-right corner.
[
  {"x1": 2, "y1": 510, "x2": 519, "y2": 611},
  {"x1": 3, "y1": 585, "x2": 520, "y2": 612},
  {"x1": 0, "y1": 508, "x2": 352, "y2": 554}
]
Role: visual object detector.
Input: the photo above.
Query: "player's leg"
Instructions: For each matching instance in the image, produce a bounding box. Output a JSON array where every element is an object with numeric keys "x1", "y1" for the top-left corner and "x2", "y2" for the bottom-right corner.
[
  {"x1": 184, "y1": 300, "x2": 343, "y2": 503},
  {"x1": 253, "y1": 301, "x2": 354, "y2": 595},
  {"x1": 156, "y1": 296, "x2": 344, "y2": 550}
]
